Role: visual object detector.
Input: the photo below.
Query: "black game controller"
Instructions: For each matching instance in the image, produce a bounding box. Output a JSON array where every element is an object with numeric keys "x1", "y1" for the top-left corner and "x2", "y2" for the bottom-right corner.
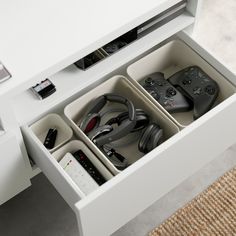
[
  {"x1": 168, "y1": 66, "x2": 219, "y2": 119},
  {"x1": 139, "y1": 72, "x2": 191, "y2": 113}
]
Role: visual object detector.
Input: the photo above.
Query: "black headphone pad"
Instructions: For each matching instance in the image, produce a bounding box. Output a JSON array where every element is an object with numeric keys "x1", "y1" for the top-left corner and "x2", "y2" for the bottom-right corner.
[
  {"x1": 146, "y1": 125, "x2": 163, "y2": 152},
  {"x1": 138, "y1": 124, "x2": 156, "y2": 153},
  {"x1": 138, "y1": 123, "x2": 163, "y2": 153}
]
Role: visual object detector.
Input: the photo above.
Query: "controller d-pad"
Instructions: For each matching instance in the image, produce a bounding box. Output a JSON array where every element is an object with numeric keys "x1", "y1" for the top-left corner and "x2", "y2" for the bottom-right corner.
[
  {"x1": 193, "y1": 87, "x2": 202, "y2": 95},
  {"x1": 166, "y1": 87, "x2": 176, "y2": 97},
  {"x1": 145, "y1": 77, "x2": 155, "y2": 86},
  {"x1": 182, "y1": 78, "x2": 192, "y2": 85},
  {"x1": 205, "y1": 85, "x2": 216, "y2": 95}
]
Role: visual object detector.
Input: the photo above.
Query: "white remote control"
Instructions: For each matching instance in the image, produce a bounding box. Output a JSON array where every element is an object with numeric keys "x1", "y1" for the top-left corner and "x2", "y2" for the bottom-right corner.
[{"x1": 59, "y1": 153, "x2": 99, "y2": 195}]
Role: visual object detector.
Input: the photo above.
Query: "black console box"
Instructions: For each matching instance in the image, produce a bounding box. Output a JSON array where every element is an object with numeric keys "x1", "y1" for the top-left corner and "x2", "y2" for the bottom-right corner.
[
  {"x1": 102, "y1": 28, "x2": 138, "y2": 55},
  {"x1": 74, "y1": 50, "x2": 106, "y2": 70},
  {"x1": 74, "y1": 28, "x2": 138, "y2": 70}
]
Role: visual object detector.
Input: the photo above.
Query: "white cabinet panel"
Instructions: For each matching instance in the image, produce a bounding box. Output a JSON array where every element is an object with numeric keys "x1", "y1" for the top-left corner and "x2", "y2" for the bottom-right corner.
[{"x1": 0, "y1": 132, "x2": 31, "y2": 205}]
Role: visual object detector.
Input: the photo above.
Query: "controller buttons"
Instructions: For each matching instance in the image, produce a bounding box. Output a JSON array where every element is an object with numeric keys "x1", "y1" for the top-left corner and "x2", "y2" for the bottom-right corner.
[
  {"x1": 148, "y1": 90, "x2": 160, "y2": 100},
  {"x1": 157, "y1": 81, "x2": 164, "y2": 86},
  {"x1": 145, "y1": 77, "x2": 155, "y2": 86},
  {"x1": 182, "y1": 78, "x2": 192, "y2": 85},
  {"x1": 205, "y1": 85, "x2": 216, "y2": 95},
  {"x1": 166, "y1": 87, "x2": 177, "y2": 97},
  {"x1": 193, "y1": 87, "x2": 202, "y2": 95},
  {"x1": 164, "y1": 99, "x2": 174, "y2": 108}
]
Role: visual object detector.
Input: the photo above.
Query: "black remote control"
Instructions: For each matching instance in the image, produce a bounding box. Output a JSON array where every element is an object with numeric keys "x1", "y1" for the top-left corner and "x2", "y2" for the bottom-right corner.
[
  {"x1": 139, "y1": 72, "x2": 191, "y2": 113},
  {"x1": 73, "y1": 150, "x2": 106, "y2": 186}
]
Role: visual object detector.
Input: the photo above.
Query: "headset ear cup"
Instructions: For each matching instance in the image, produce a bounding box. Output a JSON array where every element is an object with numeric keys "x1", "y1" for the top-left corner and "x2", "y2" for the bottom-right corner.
[
  {"x1": 146, "y1": 125, "x2": 163, "y2": 152},
  {"x1": 138, "y1": 124, "x2": 155, "y2": 153},
  {"x1": 80, "y1": 113, "x2": 100, "y2": 133},
  {"x1": 132, "y1": 110, "x2": 149, "y2": 132},
  {"x1": 88, "y1": 125, "x2": 113, "y2": 143}
]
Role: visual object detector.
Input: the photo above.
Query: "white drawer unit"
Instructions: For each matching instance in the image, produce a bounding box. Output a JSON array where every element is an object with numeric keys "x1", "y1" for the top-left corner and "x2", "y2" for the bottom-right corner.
[
  {"x1": 0, "y1": 131, "x2": 31, "y2": 205},
  {"x1": 1, "y1": 0, "x2": 236, "y2": 236}
]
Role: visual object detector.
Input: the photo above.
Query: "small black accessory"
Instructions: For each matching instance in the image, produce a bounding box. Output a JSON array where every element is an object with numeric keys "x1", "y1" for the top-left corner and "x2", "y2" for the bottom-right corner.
[
  {"x1": 103, "y1": 28, "x2": 137, "y2": 55},
  {"x1": 74, "y1": 50, "x2": 106, "y2": 70},
  {"x1": 43, "y1": 128, "x2": 57, "y2": 149},
  {"x1": 31, "y1": 79, "x2": 56, "y2": 100},
  {"x1": 139, "y1": 72, "x2": 191, "y2": 113},
  {"x1": 73, "y1": 150, "x2": 106, "y2": 185},
  {"x1": 102, "y1": 145, "x2": 129, "y2": 170},
  {"x1": 138, "y1": 123, "x2": 163, "y2": 154},
  {"x1": 168, "y1": 66, "x2": 219, "y2": 119},
  {"x1": 80, "y1": 93, "x2": 136, "y2": 147}
]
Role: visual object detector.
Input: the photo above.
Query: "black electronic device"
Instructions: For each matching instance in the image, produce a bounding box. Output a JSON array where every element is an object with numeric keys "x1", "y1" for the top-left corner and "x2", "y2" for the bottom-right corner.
[
  {"x1": 74, "y1": 50, "x2": 106, "y2": 70},
  {"x1": 73, "y1": 150, "x2": 106, "y2": 186},
  {"x1": 31, "y1": 79, "x2": 56, "y2": 99},
  {"x1": 102, "y1": 145, "x2": 129, "y2": 171},
  {"x1": 103, "y1": 28, "x2": 137, "y2": 55},
  {"x1": 80, "y1": 95, "x2": 164, "y2": 170},
  {"x1": 43, "y1": 128, "x2": 57, "y2": 149},
  {"x1": 168, "y1": 66, "x2": 219, "y2": 119},
  {"x1": 140, "y1": 72, "x2": 191, "y2": 113}
]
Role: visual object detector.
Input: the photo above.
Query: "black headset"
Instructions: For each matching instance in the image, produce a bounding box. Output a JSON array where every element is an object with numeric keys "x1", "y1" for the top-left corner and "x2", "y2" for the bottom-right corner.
[
  {"x1": 80, "y1": 93, "x2": 136, "y2": 147},
  {"x1": 80, "y1": 94, "x2": 163, "y2": 170}
]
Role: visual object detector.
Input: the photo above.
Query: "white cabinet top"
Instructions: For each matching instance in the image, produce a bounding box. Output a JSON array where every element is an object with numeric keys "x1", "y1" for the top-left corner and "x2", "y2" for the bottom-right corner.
[{"x1": 0, "y1": 0, "x2": 182, "y2": 97}]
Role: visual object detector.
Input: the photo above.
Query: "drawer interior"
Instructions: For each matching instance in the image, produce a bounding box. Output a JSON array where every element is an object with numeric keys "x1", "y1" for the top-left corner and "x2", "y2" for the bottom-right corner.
[
  {"x1": 127, "y1": 40, "x2": 236, "y2": 127},
  {"x1": 64, "y1": 75, "x2": 179, "y2": 174}
]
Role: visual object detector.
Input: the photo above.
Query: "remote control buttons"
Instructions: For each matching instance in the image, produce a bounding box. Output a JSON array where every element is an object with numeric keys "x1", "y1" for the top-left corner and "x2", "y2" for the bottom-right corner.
[
  {"x1": 166, "y1": 87, "x2": 176, "y2": 97},
  {"x1": 145, "y1": 77, "x2": 155, "y2": 86},
  {"x1": 205, "y1": 85, "x2": 216, "y2": 95}
]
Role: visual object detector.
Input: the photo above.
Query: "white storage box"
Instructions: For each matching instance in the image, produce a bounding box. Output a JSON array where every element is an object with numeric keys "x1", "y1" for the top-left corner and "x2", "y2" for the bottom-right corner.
[{"x1": 127, "y1": 40, "x2": 236, "y2": 127}]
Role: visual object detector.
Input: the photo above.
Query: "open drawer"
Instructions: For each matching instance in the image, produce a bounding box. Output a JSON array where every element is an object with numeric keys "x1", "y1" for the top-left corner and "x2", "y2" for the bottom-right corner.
[{"x1": 21, "y1": 32, "x2": 236, "y2": 236}]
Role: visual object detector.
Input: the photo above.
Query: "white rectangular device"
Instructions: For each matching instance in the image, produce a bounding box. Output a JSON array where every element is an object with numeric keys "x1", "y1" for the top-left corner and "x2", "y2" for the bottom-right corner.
[{"x1": 59, "y1": 153, "x2": 99, "y2": 195}]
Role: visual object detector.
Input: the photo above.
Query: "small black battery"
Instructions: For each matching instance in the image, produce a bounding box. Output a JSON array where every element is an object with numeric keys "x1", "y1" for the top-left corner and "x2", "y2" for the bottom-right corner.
[{"x1": 31, "y1": 79, "x2": 56, "y2": 99}]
